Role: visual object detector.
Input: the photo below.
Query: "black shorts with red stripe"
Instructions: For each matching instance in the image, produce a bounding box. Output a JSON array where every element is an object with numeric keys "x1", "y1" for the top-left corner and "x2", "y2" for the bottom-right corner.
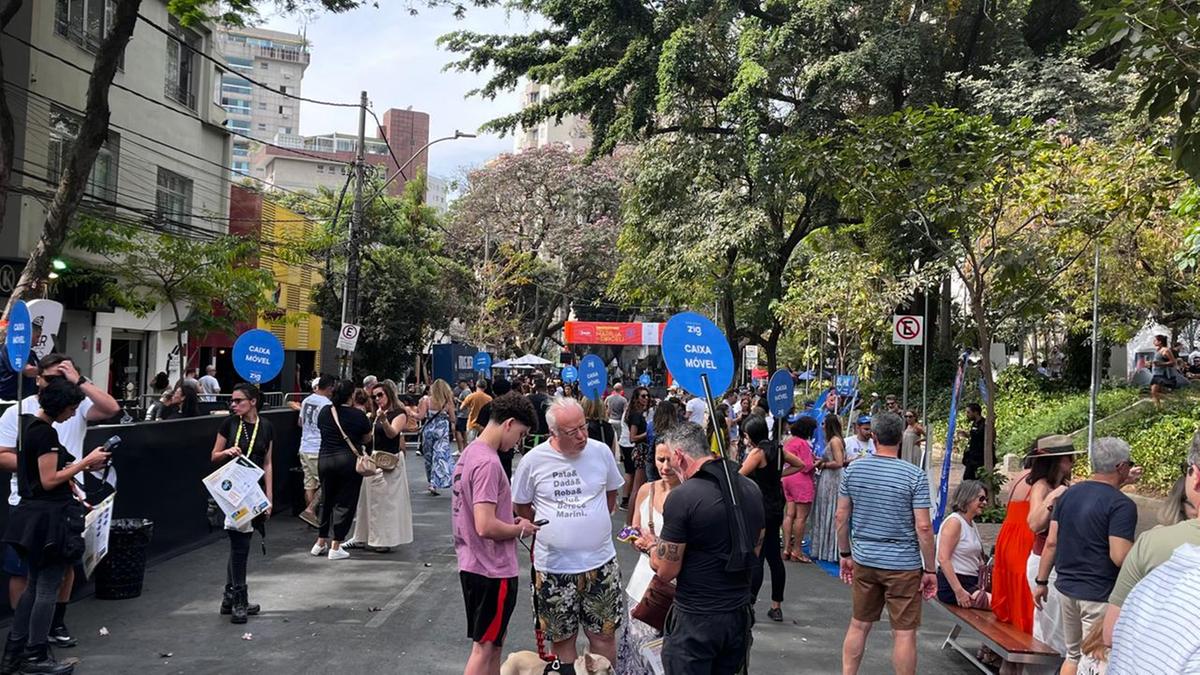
[{"x1": 460, "y1": 571, "x2": 519, "y2": 644}]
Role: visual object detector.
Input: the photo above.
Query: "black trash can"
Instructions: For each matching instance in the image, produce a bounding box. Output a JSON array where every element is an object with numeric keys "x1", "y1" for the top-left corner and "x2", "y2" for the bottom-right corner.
[{"x1": 93, "y1": 519, "x2": 154, "y2": 600}]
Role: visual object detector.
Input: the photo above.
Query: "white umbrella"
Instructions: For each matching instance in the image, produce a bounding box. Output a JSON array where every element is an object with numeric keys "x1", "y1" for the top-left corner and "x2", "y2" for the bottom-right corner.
[{"x1": 509, "y1": 354, "x2": 554, "y2": 366}]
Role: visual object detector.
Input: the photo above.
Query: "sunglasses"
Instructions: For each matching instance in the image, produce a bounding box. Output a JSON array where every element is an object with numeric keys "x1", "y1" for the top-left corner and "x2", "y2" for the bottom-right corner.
[
  {"x1": 230, "y1": 397, "x2": 248, "y2": 404},
  {"x1": 977, "y1": 495, "x2": 988, "y2": 503},
  {"x1": 372, "y1": 392, "x2": 386, "y2": 400}
]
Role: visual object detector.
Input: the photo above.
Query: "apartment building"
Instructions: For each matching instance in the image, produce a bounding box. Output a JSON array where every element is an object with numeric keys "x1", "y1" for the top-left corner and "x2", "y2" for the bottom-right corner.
[
  {"x1": 0, "y1": 0, "x2": 231, "y2": 401},
  {"x1": 253, "y1": 107, "x2": 430, "y2": 198},
  {"x1": 514, "y1": 81, "x2": 591, "y2": 153},
  {"x1": 214, "y1": 26, "x2": 309, "y2": 176}
]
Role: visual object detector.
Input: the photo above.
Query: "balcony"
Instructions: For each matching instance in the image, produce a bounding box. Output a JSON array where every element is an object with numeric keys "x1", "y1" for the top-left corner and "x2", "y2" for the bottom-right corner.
[{"x1": 254, "y1": 45, "x2": 309, "y2": 65}]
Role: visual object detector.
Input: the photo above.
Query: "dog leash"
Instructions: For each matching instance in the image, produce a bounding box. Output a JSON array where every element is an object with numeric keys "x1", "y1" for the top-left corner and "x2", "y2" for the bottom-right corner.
[{"x1": 521, "y1": 533, "x2": 561, "y2": 669}]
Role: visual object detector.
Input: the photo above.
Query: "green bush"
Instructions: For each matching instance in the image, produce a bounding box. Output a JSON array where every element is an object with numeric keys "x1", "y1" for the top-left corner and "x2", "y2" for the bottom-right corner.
[
  {"x1": 995, "y1": 387, "x2": 1140, "y2": 458},
  {"x1": 1087, "y1": 403, "x2": 1200, "y2": 494}
]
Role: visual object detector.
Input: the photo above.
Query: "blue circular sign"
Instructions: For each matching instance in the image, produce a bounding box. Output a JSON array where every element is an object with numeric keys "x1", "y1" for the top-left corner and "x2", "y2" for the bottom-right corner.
[
  {"x1": 473, "y1": 352, "x2": 492, "y2": 373},
  {"x1": 561, "y1": 365, "x2": 578, "y2": 384},
  {"x1": 232, "y1": 329, "x2": 284, "y2": 384},
  {"x1": 4, "y1": 300, "x2": 31, "y2": 372},
  {"x1": 767, "y1": 369, "x2": 795, "y2": 417},
  {"x1": 579, "y1": 354, "x2": 606, "y2": 400},
  {"x1": 661, "y1": 311, "x2": 734, "y2": 397},
  {"x1": 638, "y1": 373, "x2": 651, "y2": 387}
]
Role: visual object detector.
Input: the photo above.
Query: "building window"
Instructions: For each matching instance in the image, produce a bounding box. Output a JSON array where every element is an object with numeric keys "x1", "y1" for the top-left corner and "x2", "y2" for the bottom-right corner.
[
  {"x1": 232, "y1": 161, "x2": 250, "y2": 175},
  {"x1": 257, "y1": 122, "x2": 267, "y2": 131},
  {"x1": 221, "y1": 75, "x2": 252, "y2": 96},
  {"x1": 47, "y1": 105, "x2": 119, "y2": 203},
  {"x1": 316, "y1": 164, "x2": 325, "y2": 174},
  {"x1": 259, "y1": 61, "x2": 268, "y2": 70},
  {"x1": 165, "y1": 18, "x2": 200, "y2": 110},
  {"x1": 279, "y1": 86, "x2": 288, "y2": 94},
  {"x1": 232, "y1": 143, "x2": 250, "y2": 158},
  {"x1": 258, "y1": 101, "x2": 268, "y2": 110},
  {"x1": 54, "y1": 0, "x2": 121, "y2": 61},
  {"x1": 228, "y1": 119, "x2": 251, "y2": 132},
  {"x1": 156, "y1": 168, "x2": 193, "y2": 229}
]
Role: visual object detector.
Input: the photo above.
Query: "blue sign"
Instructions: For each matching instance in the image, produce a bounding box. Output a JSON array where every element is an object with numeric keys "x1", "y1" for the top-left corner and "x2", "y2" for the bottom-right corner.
[
  {"x1": 638, "y1": 373, "x2": 651, "y2": 387},
  {"x1": 232, "y1": 329, "x2": 284, "y2": 384},
  {"x1": 835, "y1": 375, "x2": 858, "y2": 397},
  {"x1": 767, "y1": 369, "x2": 794, "y2": 417},
  {"x1": 4, "y1": 301, "x2": 31, "y2": 372},
  {"x1": 561, "y1": 365, "x2": 578, "y2": 384},
  {"x1": 935, "y1": 352, "x2": 970, "y2": 533},
  {"x1": 579, "y1": 354, "x2": 606, "y2": 400},
  {"x1": 661, "y1": 311, "x2": 734, "y2": 397},
  {"x1": 473, "y1": 352, "x2": 492, "y2": 374}
]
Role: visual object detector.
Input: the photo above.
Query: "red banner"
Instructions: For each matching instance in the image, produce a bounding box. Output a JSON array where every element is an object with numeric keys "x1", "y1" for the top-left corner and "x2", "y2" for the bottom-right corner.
[{"x1": 563, "y1": 321, "x2": 665, "y2": 346}]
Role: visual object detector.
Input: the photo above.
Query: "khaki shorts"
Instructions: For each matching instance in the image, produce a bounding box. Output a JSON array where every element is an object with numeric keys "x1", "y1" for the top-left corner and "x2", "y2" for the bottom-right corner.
[
  {"x1": 299, "y1": 453, "x2": 320, "y2": 491},
  {"x1": 1060, "y1": 594, "x2": 1107, "y2": 663},
  {"x1": 533, "y1": 557, "x2": 623, "y2": 642},
  {"x1": 851, "y1": 564, "x2": 923, "y2": 630}
]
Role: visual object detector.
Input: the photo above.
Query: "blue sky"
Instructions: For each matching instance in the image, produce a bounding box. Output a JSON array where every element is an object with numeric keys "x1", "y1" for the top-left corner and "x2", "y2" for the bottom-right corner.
[{"x1": 260, "y1": 4, "x2": 539, "y2": 178}]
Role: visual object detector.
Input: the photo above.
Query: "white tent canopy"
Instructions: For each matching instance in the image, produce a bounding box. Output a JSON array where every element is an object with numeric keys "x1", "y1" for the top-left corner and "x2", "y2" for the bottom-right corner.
[{"x1": 493, "y1": 354, "x2": 554, "y2": 369}]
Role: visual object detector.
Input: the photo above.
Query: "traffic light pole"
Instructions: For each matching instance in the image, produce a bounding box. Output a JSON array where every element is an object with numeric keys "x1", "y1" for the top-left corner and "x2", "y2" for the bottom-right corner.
[{"x1": 339, "y1": 91, "x2": 367, "y2": 379}]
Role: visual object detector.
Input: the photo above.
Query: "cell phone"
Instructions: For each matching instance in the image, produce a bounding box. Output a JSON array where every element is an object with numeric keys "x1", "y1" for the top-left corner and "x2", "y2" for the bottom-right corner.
[{"x1": 533, "y1": 519, "x2": 549, "y2": 527}]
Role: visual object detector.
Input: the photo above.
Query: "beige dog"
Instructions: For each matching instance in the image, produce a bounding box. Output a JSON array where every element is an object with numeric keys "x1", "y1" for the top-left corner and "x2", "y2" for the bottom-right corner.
[{"x1": 499, "y1": 651, "x2": 613, "y2": 675}]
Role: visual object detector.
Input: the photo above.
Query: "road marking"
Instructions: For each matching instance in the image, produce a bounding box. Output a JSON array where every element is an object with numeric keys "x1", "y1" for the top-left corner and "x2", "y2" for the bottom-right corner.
[{"x1": 365, "y1": 571, "x2": 432, "y2": 628}]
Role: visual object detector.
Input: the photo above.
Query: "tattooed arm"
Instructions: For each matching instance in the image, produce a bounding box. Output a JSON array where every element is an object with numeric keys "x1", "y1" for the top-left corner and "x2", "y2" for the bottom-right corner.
[{"x1": 650, "y1": 538, "x2": 687, "y2": 582}]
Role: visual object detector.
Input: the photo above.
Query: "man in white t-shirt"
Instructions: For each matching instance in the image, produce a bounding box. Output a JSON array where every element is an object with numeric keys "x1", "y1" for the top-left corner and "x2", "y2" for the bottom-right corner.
[
  {"x1": 684, "y1": 393, "x2": 707, "y2": 427},
  {"x1": 844, "y1": 415, "x2": 876, "y2": 462},
  {"x1": 0, "y1": 353, "x2": 120, "y2": 648},
  {"x1": 296, "y1": 374, "x2": 334, "y2": 527},
  {"x1": 198, "y1": 365, "x2": 221, "y2": 402},
  {"x1": 513, "y1": 397, "x2": 625, "y2": 666}
]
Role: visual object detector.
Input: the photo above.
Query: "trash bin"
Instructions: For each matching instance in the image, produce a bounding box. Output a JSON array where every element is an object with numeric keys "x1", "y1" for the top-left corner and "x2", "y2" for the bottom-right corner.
[{"x1": 93, "y1": 519, "x2": 154, "y2": 600}]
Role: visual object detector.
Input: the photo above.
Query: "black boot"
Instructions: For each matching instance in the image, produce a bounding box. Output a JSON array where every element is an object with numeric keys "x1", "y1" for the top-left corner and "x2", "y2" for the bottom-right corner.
[
  {"x1": 230, "y1": 585, "x2": 248, "y2": 624},
  {"x1": 0, "y1": 635, "x2": 24, "y2": 675},
  {"x1": 16, "y1": 643, "x2": 73, "y2": 674},
  {"x1": 221, "y1": 585, "x2": 260, "y2": 616}
]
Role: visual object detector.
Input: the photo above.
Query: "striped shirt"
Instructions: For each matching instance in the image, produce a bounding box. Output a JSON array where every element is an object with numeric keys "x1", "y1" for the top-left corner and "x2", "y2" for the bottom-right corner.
[
  {"x1": 839, "y1": 454, "x2": 931, "y2": 570},
  {"x1": 1109, "y1": 543, "x2": 1200, "y2": 673}
]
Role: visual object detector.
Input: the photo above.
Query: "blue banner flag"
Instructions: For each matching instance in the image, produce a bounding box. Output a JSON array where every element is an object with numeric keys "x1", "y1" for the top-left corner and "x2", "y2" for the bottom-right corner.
[
  {"x1": 934, "y1": 351, "x2": 971, "y2": 533},
  {"x1": 809, "y1": 389, "x2": 831, "y2": 462}
]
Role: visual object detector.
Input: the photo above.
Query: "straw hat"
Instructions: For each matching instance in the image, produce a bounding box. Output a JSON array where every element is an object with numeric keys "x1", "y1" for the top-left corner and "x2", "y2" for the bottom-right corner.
[{"x1": 1025, "y1": 434, "x2": 1085, "y2": 459}]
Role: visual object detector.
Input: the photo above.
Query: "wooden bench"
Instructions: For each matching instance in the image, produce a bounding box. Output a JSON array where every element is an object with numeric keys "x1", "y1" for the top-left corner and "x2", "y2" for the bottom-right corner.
[{"x1": 931, "y1": 601, "x2": 1062, "y2": 672}]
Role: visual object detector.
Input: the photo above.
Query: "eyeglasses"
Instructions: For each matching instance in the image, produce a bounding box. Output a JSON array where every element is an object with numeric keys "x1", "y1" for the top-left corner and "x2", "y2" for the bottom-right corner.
[
  {"x1": 555, "y1": 423, "x2": 588, "y2": 437},
  {"x1": 230, "y1": 397, "x2": 248, "y2": 404},
  {"x1": 638, "y1": 394, "x2": 649, "y2": 399}
]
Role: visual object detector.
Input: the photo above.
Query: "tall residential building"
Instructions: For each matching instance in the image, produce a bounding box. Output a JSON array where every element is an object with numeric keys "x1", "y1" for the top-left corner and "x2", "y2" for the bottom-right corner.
[
  {"x1": 253, "y1": 107, "x2": 430, "y2": 198},
  {"x1": 514, "y1": 81, "x2": 591, "y2": 153},
  {"x1": 0, "y1": 0, "x2": 230, "y2": 399},
  {"x1": 426, "y1": 175, "x2": 451, "y2": 214},
  {"x1": 214, "y1": 26, "x2": 310, "y2": 176}
]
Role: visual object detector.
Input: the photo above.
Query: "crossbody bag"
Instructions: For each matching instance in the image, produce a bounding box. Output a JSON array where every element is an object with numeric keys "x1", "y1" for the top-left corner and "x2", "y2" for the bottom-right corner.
[{"x1": 331, "y1": 406, "x2": 379, "y2": 476}]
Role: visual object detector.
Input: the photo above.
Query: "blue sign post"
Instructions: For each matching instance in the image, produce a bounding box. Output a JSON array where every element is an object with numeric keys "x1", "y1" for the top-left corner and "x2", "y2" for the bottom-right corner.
[
  {"x1": 662, "y1": 311, "x2": 735, "y2": 459},
  {"x1": 560, "y1": 365, "x2": 578, "y2": 384},
  {"x1": 835, "y1": 375, "x2": 858, "y2": 397},
  {"x1": 473, "y1": 351, "x2": 492, "y2": 376},
  {"x1": 579, "y1": 355, "x2": 606, "y2": 400},
  {"x1": 637, "y1": 373, "x2": 651, "y2": 387},
  {"x1": 5, "y1": 300, "x2": 31, "y2": 373},
  {"x1": 232, "y1": 329, "x2": 284, "y2": 384},
  {"x1": 767, "y1": 370, "x2": 794, "y2": 418}
]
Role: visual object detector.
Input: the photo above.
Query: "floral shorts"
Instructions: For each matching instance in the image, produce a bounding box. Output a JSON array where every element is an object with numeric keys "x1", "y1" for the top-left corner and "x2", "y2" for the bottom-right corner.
[{"x1": 533, "y1": 557, "x2": 623, "y2": 642}]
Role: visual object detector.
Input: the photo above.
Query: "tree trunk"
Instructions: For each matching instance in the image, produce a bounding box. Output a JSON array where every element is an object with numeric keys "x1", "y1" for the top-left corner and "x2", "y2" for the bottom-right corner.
[
  {"x1": 937, "y1": 275, "x2": 952, "y2": 354},
  {"x1": 0, "y1": 1, "x2": 23, "y2": 251},
  {"x1": 968, "y1": 282, "x2": 996, "y2": 475},
  {"x1": 2, "y1": 0, "x2": 142, "y2": 322}
]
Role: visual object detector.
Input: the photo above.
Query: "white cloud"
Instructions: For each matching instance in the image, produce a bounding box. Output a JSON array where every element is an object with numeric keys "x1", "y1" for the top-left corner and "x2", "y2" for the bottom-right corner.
[{"x1": 259, "y1": 4, "x2": 537, "y2": 176}]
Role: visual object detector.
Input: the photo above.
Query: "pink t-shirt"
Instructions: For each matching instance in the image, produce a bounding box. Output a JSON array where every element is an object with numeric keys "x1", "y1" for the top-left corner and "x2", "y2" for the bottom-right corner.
[
  {"x1": 452, "y1": 439, "x2": 518, "y2": 579},
  {"x1": 782, "y1": 437, "x2": 816, "y2": 504}
]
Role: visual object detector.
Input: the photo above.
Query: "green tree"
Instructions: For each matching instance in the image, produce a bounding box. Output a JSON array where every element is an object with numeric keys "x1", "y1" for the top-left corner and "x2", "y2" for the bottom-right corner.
[{"x1": 67, "y1": 218, "x2": 277, "y2": 376}]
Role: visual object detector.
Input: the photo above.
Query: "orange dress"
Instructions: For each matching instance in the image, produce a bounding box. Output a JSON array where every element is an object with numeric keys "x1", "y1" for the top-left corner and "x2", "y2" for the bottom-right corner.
[{"x1": 991, "y1": 494, "x2": 1034, "y2": 633}]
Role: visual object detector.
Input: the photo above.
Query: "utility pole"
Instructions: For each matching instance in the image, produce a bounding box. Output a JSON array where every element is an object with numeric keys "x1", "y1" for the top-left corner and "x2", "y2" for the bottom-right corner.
[{"x1": 339, "y1": 90, "x2": 368, "y2": 379}]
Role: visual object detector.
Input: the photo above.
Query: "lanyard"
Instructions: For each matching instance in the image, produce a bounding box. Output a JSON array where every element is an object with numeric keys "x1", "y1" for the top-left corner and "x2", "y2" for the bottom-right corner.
[{"x1": 236, "y1": 418, "x2": 260, "y2": 456}]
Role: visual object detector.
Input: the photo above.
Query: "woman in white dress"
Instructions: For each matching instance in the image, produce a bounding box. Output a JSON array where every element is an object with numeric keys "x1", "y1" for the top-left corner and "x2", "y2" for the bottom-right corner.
[
  {"x1": 616, "y1": 442, "x2": 679, "y2": 674},
  {"x1": 346, "y1": 380, "x2": 413, "y2": 551}
]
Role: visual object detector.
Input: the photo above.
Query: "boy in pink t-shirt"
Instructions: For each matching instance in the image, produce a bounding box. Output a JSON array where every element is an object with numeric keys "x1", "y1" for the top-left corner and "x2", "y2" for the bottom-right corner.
[{"x1": 451, "y1": 393, "x2": 539, "y2": 675}]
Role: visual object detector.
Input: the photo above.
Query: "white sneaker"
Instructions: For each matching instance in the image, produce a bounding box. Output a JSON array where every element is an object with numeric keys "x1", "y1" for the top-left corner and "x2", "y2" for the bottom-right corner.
[
  {"x1": 328, "y1": 547, "x2": 350, "y2": 561},
  {"x1": 310, "y1": 543, "x2": 328, "y2": 557}
]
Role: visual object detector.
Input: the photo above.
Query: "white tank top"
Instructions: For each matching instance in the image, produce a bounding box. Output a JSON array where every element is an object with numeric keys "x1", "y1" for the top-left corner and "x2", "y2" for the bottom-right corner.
[{"x1": 943, "y1": 512, "x2": 983, "y2": 576}]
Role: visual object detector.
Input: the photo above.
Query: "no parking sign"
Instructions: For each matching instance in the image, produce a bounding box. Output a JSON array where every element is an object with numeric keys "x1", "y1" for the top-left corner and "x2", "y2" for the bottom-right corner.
[{"x1": 661, "y1": 311, "x2": 734, "y2": 397}]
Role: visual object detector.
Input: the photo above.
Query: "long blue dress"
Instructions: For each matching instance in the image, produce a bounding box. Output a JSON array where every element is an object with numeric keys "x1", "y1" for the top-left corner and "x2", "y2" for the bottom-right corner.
[{"x1": 421, "y1": 410, "x2": 453, "y2": 490}]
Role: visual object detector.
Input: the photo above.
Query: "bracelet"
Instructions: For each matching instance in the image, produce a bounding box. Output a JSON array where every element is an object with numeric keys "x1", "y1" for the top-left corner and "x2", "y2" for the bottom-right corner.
[
  {"x1": 839, "y1": 551, "x2": 852, "y2": 559},
  {"x1": 1035, "y1": 579, "x2": 1049, "y2": 586},
  {"x1": 923, "y1": 569, "x2": 935, "y2": 575}
]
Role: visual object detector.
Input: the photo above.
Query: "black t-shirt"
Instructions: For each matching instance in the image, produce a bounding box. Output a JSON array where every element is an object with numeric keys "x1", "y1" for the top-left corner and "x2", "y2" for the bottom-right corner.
[
  {"x1": 0, "y1": 352, "x2": 37, "y2": 402},
  {"x1": 318, "y1": 405, "x2": 371, "y2": 456},
  {"x1": 217, "y1": 414, "x2": 274, "y2": 468},
  {"x1": 660, "y1": 459, "x2": 766, "y2": 613},
  {"x1": 623, "y1": 410, "x2": 646, "y2": 447},
  {"x1": 373, "y1": 409, "x2": 403, "y2": 453},
  {"x1": 588, "y1": 419, "x2": 614, "y2": 448},
  {"x1": 748, "y1": 442, "x2": 784, "y2": 520},
  {"x1": 965, "y1": 417, "x2": 985, "y2": 461},
  {"x1": 528, "y1": 393, "x2": 550, "y2": 435},
  {"x1": 17, "y1": 416, "x2": 72, "y2": 502}
]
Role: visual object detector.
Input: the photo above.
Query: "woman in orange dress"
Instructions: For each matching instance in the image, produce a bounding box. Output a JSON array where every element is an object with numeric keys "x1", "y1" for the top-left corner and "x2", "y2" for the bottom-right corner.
[{"x1": 992, "y1": 466, "x2": 1035, "y2": 633}]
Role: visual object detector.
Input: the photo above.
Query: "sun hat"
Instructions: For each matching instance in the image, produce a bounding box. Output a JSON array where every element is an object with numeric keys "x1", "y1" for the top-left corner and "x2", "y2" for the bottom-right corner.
[{"x1": 1024, "y1": 434, "x2": 1085, "y2": 458}]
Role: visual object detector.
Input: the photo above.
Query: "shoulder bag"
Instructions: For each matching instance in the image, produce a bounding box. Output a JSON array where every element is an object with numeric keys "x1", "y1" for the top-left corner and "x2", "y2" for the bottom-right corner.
[
  {"x1": 331, "y1": 406, "x2": 379, "y2": 476},
  {"x1": 372, "y1": 412, "x2": 400, "y2": 472},
  {"x1": 631, "y1": 482, "x2": 676, "y2": 631}
]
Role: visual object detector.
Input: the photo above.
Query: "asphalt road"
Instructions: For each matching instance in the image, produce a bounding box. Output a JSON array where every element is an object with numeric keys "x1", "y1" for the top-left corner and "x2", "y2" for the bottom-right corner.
[{"x1": 57, "y1": 452, "x2": 982, "y2": 674}]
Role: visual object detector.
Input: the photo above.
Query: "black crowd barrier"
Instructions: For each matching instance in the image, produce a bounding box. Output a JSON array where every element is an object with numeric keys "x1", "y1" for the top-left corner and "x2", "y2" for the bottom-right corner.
[{"x1": 0, "y1": 409, "x2": 302, "y2": 610}]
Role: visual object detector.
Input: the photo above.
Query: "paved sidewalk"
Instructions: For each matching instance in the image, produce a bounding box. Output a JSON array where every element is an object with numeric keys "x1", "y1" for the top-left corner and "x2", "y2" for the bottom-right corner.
[{"x1": 51, "y1": 456, "x2": 979, "y2": 674}]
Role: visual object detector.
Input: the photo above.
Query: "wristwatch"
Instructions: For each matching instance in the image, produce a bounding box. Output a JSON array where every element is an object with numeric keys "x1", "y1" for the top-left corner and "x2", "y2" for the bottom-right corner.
[
  {"x1": 77, "y1": 375, "x2": 90, "y2": 386},
  {"x1": 1035, "y1": 579, "x2": 1049, "y2": 586}
]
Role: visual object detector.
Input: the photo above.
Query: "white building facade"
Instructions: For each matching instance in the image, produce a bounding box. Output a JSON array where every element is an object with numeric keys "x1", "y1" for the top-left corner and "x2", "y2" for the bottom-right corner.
[
  {"x1": 0, "y1": 0, "x2": 231, "y2": 402},
  {"x1": 513, "y1": 81, "x2": 592, "y2": 153}
]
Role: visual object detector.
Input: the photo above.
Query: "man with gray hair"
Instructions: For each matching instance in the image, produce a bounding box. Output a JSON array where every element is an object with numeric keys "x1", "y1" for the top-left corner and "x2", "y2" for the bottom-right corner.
[
  {"x1": 512, "y1": 397, "x2": 625, "y2": 670},
  {"x1": 651, "y1": 422, "x2": 764, "y2": 674},
  {"x1": 1101, "y1": 429, "x2": 1200, "y2": 658},
  {"x1": 1034, "y1": 437, "x2": 1140, "y2": 674}
]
